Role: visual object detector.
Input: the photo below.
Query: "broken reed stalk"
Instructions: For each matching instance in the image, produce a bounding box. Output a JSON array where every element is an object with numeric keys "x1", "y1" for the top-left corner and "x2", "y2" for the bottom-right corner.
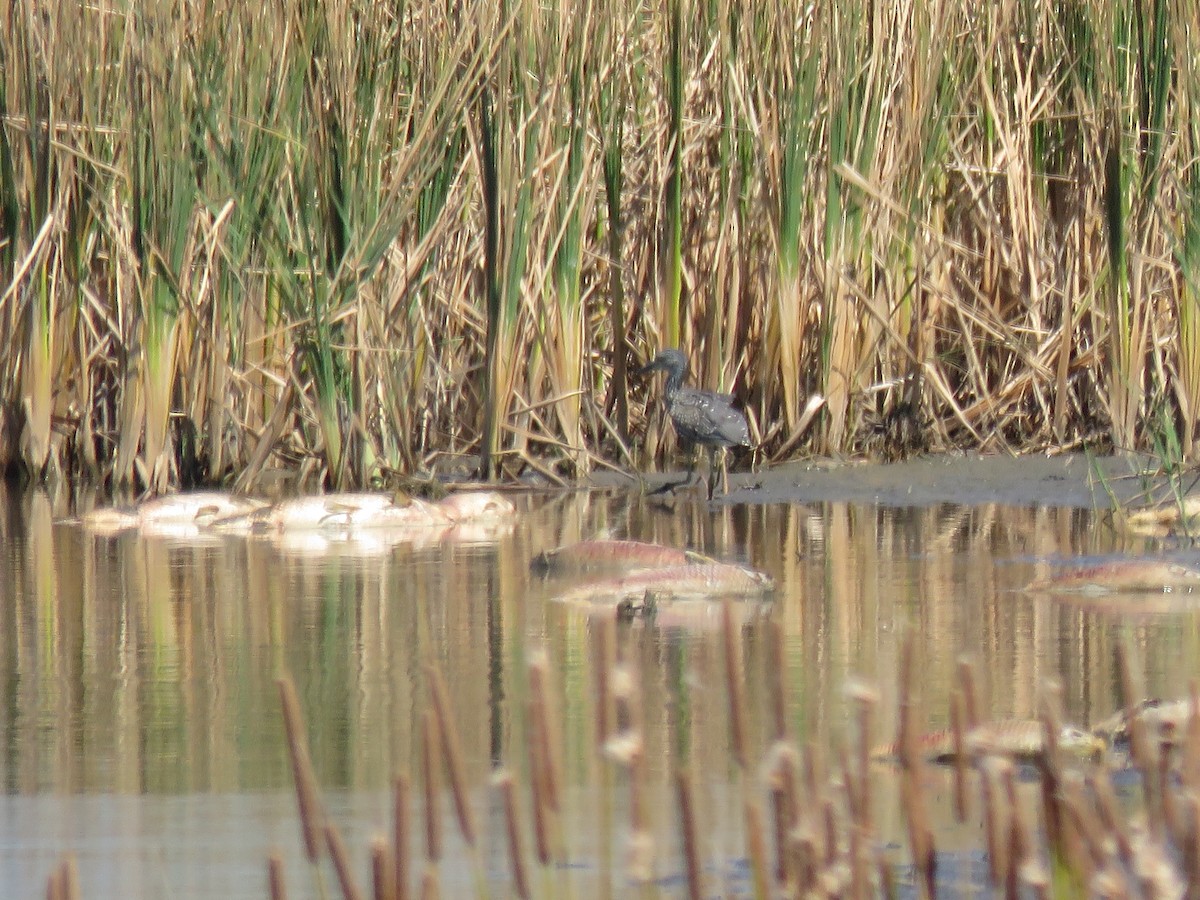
[
  {"x1": 592, "y1": 613, "x2": 615, "y2": 750},
  {"x1": 1037, "y1": 682, "x2": 1064, "y2": 855},
  {"x1": 950, "y1": 687, "x2": 969, "y2": 822},
  {"x1": 419, "y1": 866, "x2": 439, "y2": 900},
  {"x1": 372, "y1": 836, "x2": 396, "y2": 900},
  {"x1": 45, "y1": 855, "x2": 78, "y2": 900},
  {"x1": 767, "y1": 618, "x2": 788, "y2": 741},
  {"x1": 278, "y1": 677, "x2": 326, "y2": 864},
  {"x1": 425, "y1": 663, "x2": 478, "y2": 847},
  {"x1": 494, "y1": 771, "x2": 532, "y2": 900},
  {"x1": 721, "y1": 597, "x2": 748, "y2": 769},
  {"x1": 421, "y1": 709, "x2": 442, "y2": 864},
  {"x1": 980, "y1": 757, "x2": 1009, "y2": 889},
  {"x1": 268, "y1": 851, "x2": 288, "y2": 900},
  {"x1": 529, "y1": 651, "x2": 564, "y2": 817},
  {"x1": 896, "y1": 633, "x2": 936, "y2": 898},
  {"x1": 326, "y1": 822, "x2": 366, "y2": 900},
  {"x1": 1001, "y1": 762, "x2": 1027, "y2": 900},
  {"x1": 745, "y1": 794, "x2": 771, "y2": 900},
  {"x1": 526, "y1": 697, "x2": 553, "y2": 865},
  {"x1": 957, "y1": 657, "x2": 980, "y2": 729},
  {"x1": 394, "y1": 775, "x2": 412, "y2": 900},
  {"x1": 768, "y1": 744, "x2": 799, "y2": 887},
  {"x1": 674, "y1": 767, "x2": 704, "y2": 900}
]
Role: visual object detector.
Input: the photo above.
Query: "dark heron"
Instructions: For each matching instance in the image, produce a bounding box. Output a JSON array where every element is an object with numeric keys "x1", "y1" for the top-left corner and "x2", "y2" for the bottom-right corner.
[{"x1": 638, "y1": 348, "x2": 751, "y2": 499}]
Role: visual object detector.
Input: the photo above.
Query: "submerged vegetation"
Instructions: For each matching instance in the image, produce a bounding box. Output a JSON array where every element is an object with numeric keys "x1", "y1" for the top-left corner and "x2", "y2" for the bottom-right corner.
[{"x1": 3, "y1": 0, "x2": 1200, "y2": 489}]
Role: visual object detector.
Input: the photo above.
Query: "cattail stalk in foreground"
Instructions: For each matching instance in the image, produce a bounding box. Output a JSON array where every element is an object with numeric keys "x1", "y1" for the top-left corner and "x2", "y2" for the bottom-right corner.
[
  {"x1": 45, "y1": 855, "x2": 78, "y2": 900},
  {"x1": 421, "y1": 709, "x2": 442, "y2": 864},
  {"x1": 426, "y1": 663, "x2": 478, "y2": 847},
  {"x1": 592, "y1": 613, "x2": 615, "y2": 751},
  {"x1": 767, "y1": 618, "x2": 788, "y2": 741},
  {"x1": 950, "y1": 688, "x2": 969, "y2": 822},
  {"x1": 268, "y1": 851, "x2": 288, "y2": 900},
  {"x1": 393, "y1": 775, "x2": 412, "y2": 900},
  {"x1": 326, "y1": 822, "x2": 366, "y2": 900},
  {"x1": 495, "y1": 771, "x2": 531, "y2": 900},
  {"x1": 897, "y1": 634, "x2": 936, "y2": 898},
  {"x1": 721, "y1": 598, "x2": 749, "y2": 769},
  {"x1": 278, "y1": 677, "x2": 325, "y2": 863},
  {"x1": 745, "y1": 794, "x2": 771, "y2": 900},
  {"x1": 675, "y1": 767, "x2": 704, "y2": 900},
  {"x1": 526, "y1": 698, "x2": 553, "y2": 865},
  {"x1": 372, "y1": 836, "x2": 396, "y2": 900},
  {"x1": 980, "y1": 758, "x2": 1009, "y2": 889},
  {"x1": 419, "y1": 866, "x2": 440, "y2": 900},
  {"x1": 957, "y1": 657, "x2": 980, "y2": 729},
  {"x1": 529, "y1": 651, "x2": 564, "y2": 816}
]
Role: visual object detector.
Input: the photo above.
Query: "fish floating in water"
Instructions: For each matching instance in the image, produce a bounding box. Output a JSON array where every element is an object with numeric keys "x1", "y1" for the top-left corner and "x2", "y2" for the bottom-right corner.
[
  {"x1": 82, "y1": 490, "x2": 516, "y2": 544},
  {"x1": 551, "y1": 561, "x2": 774, "y2": 615},
  {"x1": 871, "y1": 720, "x2": 1106, "y2": 765},
  {"x1": 1024, "y1": 559, "x2": 1200, "y2": 595},
  {"x1": 531, "y1": 538, "x2": 710, "y2": 575}
]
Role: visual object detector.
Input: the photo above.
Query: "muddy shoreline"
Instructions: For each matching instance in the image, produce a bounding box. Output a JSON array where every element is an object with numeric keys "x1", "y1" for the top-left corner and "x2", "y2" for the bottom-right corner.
[{"x1": 591, "y1": 451, "x2": 1174, "y2": 508}]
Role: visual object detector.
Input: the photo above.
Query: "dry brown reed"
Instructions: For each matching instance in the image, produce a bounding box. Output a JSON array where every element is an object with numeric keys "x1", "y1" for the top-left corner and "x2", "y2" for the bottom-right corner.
[
  {"x1": 371, "y1": 837, "x2": 396, "y2": 900},
  {"x1": 494, "y1": 771, "x2": 531, "y2": 900},
  {"x1": 420, "y1": 710, "x2": 442, "y2": 864},
  {"x1": 393, "y1": 776, "x2": 412, "y2": 900},
  {"x1": 424, "y1": 663, "x2": 476, "y2": 848},
  {"x1": 267, "y1": 852, "x2": 288, "y2": 900},
  {"x1": 721, "y1": 597, "x2": 748, "y2": 770},
  {"x1": 277, "y1": 677, "x2": 325, "y2": 863},
  {"x1": 674, "y1": 767, "x2": 703, "y2": 900},
  {"x1": 326, "y1": 822, "x2": 366, "y2": 900}
]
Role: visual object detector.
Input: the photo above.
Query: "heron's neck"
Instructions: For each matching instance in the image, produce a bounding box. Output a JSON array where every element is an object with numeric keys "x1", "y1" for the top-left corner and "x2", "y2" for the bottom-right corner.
[{"x1": 664, "y1": 369, "x2": 685, "y2": 395}]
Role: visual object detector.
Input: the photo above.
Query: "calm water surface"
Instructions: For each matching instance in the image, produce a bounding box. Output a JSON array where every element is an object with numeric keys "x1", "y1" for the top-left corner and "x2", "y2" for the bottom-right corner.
[{"x1": 2, "y1": 480, "x2": 1199, "y2": 897}]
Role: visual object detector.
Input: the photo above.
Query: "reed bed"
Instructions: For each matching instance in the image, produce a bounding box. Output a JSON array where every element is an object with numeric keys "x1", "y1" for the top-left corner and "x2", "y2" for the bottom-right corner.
[{"x1": 4, "y1": 0, "x2": 1200, "y2": 489}]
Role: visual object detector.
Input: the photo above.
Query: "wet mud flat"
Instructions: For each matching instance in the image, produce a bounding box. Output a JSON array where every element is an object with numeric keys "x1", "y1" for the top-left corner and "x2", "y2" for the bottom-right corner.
[{"x1": 592, "y1": 451, "x2": 1171, "y2": 508}]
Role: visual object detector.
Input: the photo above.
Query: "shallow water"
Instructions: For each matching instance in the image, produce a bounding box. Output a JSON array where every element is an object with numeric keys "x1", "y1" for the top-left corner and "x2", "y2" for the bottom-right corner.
[{"x1": 2, "y1": 471, "x2": 1199, "y2": 897}]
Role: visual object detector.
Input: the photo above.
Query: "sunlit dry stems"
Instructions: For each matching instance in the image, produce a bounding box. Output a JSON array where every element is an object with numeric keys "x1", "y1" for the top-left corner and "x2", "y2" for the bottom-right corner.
[
  {"x1": 1003, "y1": 764, "x2": 1026, "y2": 900},
  {"x1": 372, "y1": 836, "x2": 397, "y2": 900},
  {"x1": 767, "y1": 618, "x2": 788, "y2": 741},
  {"x1": 277, "y1": 677, "x2": 325, "y2": 862},
  {"x1": 425, "y1": 663, "x2": 477, "y2": 847},
  {"x1": 950, "y1": 688, "x2": 969, "y2": 822},
  {"x1": 58, "y1": 856, "x2": 78, "y2": 900},
  {"x1": 1089, "y1": 769, "x2": 1134, "y2": 866},
  {"x1": 393, "y1": 775, "x2": 412, "y2": 900},
  {"x1": 494, "y1": 772, "x2": 531, "y2": 900},
  {"x1": 419, "y1": 866, "x2": 439, "y2": 900},
  {"x1": 526, "y1": 699, "x2": 551, "y2": 866},
  {"x1": 746, "y1": 795, "x2": 771, "y2": 900},
  {"x1": 957, "y1": 656, "x2": 980, "y2": 729},
  {"x1": 529, "y1": 650, "x2": 563, "y2": 815},
  {"x1": 980, "y1": 757, "x2": 1009, "y2": 889},
  {"x1": 421, "y1": 709, "x2": 442, "y2": 863},
  {"x1": 721, "y1": 598, "x2": 748, "y2": 769},
  {"x1": 592, "y1": 613, "x2": 615, "y2": 751},
  {"x1": 326, "y1": 822, "x2": 366, "y2": 900},
  {"x1": 675, "y1": 768, "x2": 704, "y2": 900},
  {"x1": 1038, "y1": 684, "x2": 1063, "y2": 854},
  {"x1": 267, "y1": 851, "x2": 288, "y2": 900}
]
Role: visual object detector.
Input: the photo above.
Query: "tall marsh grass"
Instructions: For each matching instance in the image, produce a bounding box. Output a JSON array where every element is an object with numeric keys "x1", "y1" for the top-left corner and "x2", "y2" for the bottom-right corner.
[{"x1": 4, "y1": 0, "x2": 1200, "y2": 488}]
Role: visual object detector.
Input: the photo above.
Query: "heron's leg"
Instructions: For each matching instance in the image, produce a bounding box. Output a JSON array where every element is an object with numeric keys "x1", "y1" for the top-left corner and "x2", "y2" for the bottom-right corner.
[
  {"x1": 706, "y1": 448, "x2": 718, "y2": 501},
  {"x1": 718, "y1": 446, "x2": 730, "y2": 496}
]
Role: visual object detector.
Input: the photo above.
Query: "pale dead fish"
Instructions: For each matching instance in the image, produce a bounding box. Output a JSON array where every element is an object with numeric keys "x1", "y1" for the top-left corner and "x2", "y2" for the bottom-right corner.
[
  {"x1": 552, "y1": 562, "x2": 774, "y2": 612},
  {"x1": 437, "y1": 491, "x2": 516, "y2": 523},
  {"x1": 1092, "y1": 698, "x2": 1200, "y2": 746},
  {"x1": 531, "y1": 539, "x2": 707, "y2": 575},
  {"x1": 1122, "y1": 496, "x2": 1200, "y2": 537},
  {"x1": 242, "y1": 493, "x2": 452, "y2": 532},
  {"x1": 872, "y1": 720, "x2": 1105, "y2": 764},
  {"x1": 1024, "y1": 559, "x2": 1200, "y2": 595},
  {"x1": 82, "y1": 491, "x2": 265, "y2": 536}
]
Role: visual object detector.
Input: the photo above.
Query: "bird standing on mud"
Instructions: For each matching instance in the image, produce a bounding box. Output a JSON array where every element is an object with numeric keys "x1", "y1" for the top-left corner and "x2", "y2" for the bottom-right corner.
[{"x1": 638, "y1": 348, "x2": 751, "y2": 499}]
